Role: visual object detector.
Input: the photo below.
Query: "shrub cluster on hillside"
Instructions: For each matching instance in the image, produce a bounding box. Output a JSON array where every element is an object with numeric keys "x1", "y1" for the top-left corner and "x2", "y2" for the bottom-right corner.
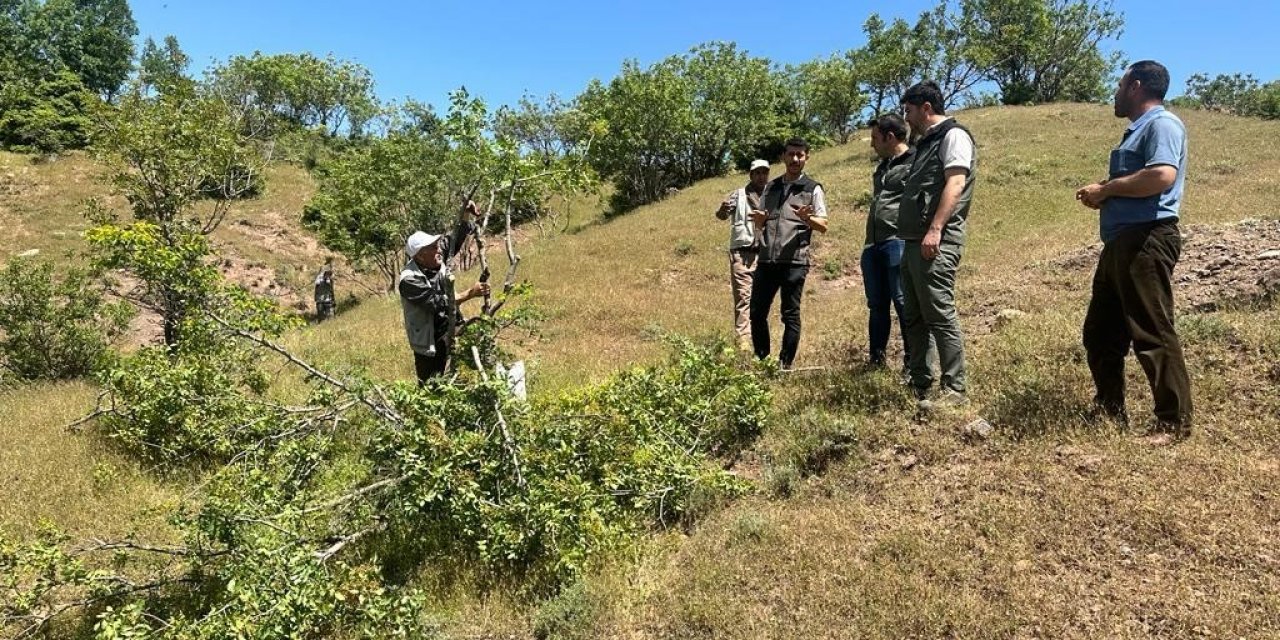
[
  {"x1": 2, "y1": 297, "x2": 770, "y2": 637},
  {"x1": 1172, "y1": 72, "x2": 1280, "y2": 120}
]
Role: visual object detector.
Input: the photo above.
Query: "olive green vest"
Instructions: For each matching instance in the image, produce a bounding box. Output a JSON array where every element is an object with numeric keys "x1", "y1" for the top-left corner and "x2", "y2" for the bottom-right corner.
[
  {"x1": 866, "y1": 147, "x2": 914, "y2": 246},
  {"x1": 897, "y1": 118, "x2": 976, "y2": 245}
]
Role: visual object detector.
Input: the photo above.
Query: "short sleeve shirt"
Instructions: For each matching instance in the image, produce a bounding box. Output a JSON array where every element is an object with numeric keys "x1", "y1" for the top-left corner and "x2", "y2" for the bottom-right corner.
[
  {"x1": 1100, "y1": 106, "x2": 1187, "y2": 242},
  {"x1": 939, "y1": 126, "x2": 975, "y2": 173},
  {"x1": 810, "y1": 184, "x2": 828, "y2": 218}
]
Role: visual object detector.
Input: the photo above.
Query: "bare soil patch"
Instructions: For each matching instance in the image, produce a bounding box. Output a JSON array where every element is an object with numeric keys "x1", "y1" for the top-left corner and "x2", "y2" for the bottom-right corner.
[{"x1": 1046, "y1": 218, "x2": 1280, "y2": 312}]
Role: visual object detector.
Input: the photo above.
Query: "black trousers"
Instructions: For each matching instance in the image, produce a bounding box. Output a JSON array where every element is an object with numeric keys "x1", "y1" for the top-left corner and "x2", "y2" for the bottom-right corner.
[
  {"x1": 1082, "y1": 220, "x2": 1192, "y2": 429},
  {"x1": 413, "y1": 341, "x2": 451, "y2": 385},
  {"x1": 750, "y1": 262, "x2": 808, "y2": 367}
]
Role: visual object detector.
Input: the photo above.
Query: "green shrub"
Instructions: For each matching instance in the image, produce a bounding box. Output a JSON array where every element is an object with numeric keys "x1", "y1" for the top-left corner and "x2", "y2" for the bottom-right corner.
[
  {"x1": 0, "y1": 258, "x2": 132, "y2": 381},
  {"x1": 533, "y1": 581, "x2": 601, "y2": 640},
  {"x1": 767, "y1": 408, "x2": 861, "y2": 477},
  {"x1": 1252, "y1": 81, "x2": 1280, "y2": 120},
  {"x1": 0, "y1": 70, "x2": 98, "y2": 153},
  {"x1": 375, "y1": 336, "x2": 769, "y2": 587},
  {"x1": 13, "y1": 327, "x2": 769, "y2": 634}
]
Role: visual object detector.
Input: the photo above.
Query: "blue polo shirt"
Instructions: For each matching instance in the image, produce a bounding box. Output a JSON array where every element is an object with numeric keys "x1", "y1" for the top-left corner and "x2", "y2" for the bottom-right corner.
[{"x1": 1100, "y1": 105, "x2": 1187, "y2": 243}]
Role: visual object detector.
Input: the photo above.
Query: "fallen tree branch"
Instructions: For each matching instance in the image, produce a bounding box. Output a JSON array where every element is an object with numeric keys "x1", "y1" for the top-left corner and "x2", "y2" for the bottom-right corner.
[{"x1": 209, "y1": 314, "x2": 403, "y2": 425}]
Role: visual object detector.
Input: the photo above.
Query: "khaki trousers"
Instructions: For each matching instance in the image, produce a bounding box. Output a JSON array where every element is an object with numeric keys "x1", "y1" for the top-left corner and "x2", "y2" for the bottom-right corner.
[{"x1": 730, "y1": 248, "x2": 757, "y2": 344}]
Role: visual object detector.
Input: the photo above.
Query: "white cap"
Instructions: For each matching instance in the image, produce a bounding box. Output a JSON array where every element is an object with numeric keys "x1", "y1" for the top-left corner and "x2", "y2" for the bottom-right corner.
[
  {"x1": 405, "y1": 231, "x2": 441, "y2": 257},
  {"x1": 749, "y1": 159, "x2": 769, "y2": 172}
]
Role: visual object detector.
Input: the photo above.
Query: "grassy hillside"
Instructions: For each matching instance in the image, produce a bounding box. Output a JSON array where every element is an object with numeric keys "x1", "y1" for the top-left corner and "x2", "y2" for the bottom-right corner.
[{"x1": 4, "y1": 103, "x2": 1280, "y2": 638}]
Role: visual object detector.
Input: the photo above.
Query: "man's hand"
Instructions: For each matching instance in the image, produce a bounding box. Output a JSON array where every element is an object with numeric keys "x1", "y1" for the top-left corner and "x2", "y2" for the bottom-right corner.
[
  {"x1": 749, "y1": 209, "x2": 768, "y2": 226},
  {"x1": 921, "y1": 227, "x2": 942, "y2": 260},
  {"x1": 791, "y1": 203, "x2": 815, "y2": 222},
  {"x1": 1075, "y1": 183, "x2": 1106, "y2": 210},
  {"x1": 716, "y1": 198, "x2": 733, "y2": 220},
  {"x1": 461, "y1": 281, "x2": 490, "y2": 302}
]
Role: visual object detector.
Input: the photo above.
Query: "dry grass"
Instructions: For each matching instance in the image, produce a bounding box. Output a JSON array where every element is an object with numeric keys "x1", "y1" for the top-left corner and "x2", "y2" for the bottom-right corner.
[
  {"x1": 3, "y1": 104, "x2": 1280, "y2": 638},
  {"x1": 0, "y1": 382, "x2": 180, "y2": 542}
]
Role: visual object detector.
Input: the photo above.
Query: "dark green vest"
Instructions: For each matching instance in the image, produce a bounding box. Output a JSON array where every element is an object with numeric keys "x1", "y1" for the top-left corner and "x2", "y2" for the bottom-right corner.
[
  {"x1": 866, "y1": 147, "x2": 914, "y2": 246},
  {"x1": 759, "y1": 174, "x2": 821, "y2": 266},
  {"x1": 898, "y1": 118, "x2": 976, "y2": 244}
]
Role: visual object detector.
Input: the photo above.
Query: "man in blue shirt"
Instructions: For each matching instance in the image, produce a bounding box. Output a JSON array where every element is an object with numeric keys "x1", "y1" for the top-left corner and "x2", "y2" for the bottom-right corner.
[{"x1": 1075, "y1": 60, "x2": 1192, "y2": 443}]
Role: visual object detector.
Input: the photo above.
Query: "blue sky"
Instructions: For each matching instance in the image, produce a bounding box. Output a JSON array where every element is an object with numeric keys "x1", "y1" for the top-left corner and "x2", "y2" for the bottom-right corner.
[{"x1": 131, "y1": 0, "x2": 1278, "y2": 110}]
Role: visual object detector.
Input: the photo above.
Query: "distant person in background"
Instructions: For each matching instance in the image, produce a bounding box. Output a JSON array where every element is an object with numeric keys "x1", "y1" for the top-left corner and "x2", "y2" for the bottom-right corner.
[
  {"x1": 750, "y1": 137, "x2": 828, "y2": 370},
  {"x1": 898, "y1": 80, "x2": 977, "y2": 411},
  {"x1": 1075, "y1": 60, "x2": 1192, "y2": 444},
  {"x1": 399, "y1": 202, "x2": 490, "y2": 383},
  {"x1": 313, "y1": 259, "x2": 336, "y2": 321},
  {"x1": 863, "y1": 114, "x2": 914, "y2": 370},
  {"x1": 716, "y1": 158, "x2": 770, "y2": 351}
]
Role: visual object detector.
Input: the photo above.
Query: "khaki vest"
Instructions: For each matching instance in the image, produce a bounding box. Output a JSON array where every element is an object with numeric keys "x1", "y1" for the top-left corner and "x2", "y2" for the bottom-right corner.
[{"x1": 728, "y1": 187, "x2": 757, "y2": 250}]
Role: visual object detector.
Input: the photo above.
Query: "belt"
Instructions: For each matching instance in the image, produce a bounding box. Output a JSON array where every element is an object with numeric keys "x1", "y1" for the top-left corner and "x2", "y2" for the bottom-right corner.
[{"x1": 732, "y1": 246, "x2": 758, "y2": 253}]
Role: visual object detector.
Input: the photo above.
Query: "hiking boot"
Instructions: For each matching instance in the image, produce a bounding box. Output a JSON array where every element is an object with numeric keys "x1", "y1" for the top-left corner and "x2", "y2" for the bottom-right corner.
[
  {"x1": 1139, "y1": 419, "x2": 1190, "y2": 446},
  {"x1": 919, "y1": 389, "x2": 968, "y2": 412},
  {"x1": 911, "y1": 385, "x2": 932, "y2": 401}
]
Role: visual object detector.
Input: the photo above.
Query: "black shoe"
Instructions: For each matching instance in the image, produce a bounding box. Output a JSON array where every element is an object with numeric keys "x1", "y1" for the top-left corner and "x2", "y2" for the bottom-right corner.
[{"x1": 1085, "y1": 402, "x2": 1128, "y2": 427}]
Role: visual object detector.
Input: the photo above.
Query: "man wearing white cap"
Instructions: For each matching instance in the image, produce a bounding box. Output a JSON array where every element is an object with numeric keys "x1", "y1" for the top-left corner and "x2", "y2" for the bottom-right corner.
[
  {"x1": 398, "y1": 202, "x2": 490, "y2": 383},
  {"x1": 715, "y1": 159, "x2": 770, "y2": 350}
]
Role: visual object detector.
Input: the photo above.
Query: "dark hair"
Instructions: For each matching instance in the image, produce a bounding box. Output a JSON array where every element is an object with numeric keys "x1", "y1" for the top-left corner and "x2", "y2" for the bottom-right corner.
[
  {"x1": 902, "y1": 81, "x2": 946, "y2": 115},
  {"x1": 872, "y1": 113, "x2": 909, "y2": 142},
  {"x1": 783, "y1": 137, "x2": 810, "y2": 153},
  {"x1": 1127, "y1": 60, "x2": 1170, "y2": 101}
]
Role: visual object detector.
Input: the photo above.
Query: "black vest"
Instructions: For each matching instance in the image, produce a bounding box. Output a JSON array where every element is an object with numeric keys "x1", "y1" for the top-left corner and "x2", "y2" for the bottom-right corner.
[{"x1": 759, "y1": 174, "x2": 821, "y2": 266}]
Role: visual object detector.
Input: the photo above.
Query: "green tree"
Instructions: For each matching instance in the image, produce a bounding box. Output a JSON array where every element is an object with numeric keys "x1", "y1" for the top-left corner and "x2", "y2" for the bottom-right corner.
[
  {"x1": 304, "y1": 121, "x2": 452, "y2": 286},
  {"x1": 1254, "y1": 81, "x2": 1280, "y2": 120},
  {"x1": 911, "y1": 0, "x2": 988, "y2": 109},
  {"x1": 856, "y1": 14, "x2": 918, "y2": 117},
  {"x1": 790, "y1": 53, "x2": 866, "y2": 143},
  {"x1": 38, "y1": 0, "x2": 137, "y2": 98},
  {"x1": 965, "y1": 0, "x2": 1124, "y2": 105},
  {"x1": 1181, "y1": 72, "x2": 1259, "y2": 113},
  {"x1": 495, "y1": 93, "x2": 587, "y2": 167},
  {"x1": 683, "y1": 42, "x2": 785, "y2": 176},
  {"x1": 0, "y1": 68, "x2": 96, "y2": 152},
  {"x1": 207, "y1": 52, "x2": 379, "y2": 139},
  {"x1": 306, "y1": 90, "x2": 596, "y2": 288},
  {"x1": 579, "y1": 42, "x2": 781, "y2": 212},
  {"x1": 576, "y1": 58, "x2": 693, "y2": 211},
  {"x1": 0, "y1": 257, "x2": 131, "y2": 381},
  {"x1": 138, "y1": 34, "x2": 190, "y2": 94},
  {"x1": 92, "y1": 83, "x2": 265, "y2": 346}
]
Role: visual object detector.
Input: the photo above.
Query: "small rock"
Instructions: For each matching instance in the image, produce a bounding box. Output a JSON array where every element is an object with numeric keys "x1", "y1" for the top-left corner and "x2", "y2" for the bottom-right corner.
[
  {"x1": 1260, "y1": 269, "x2": 1280, "y2": 293},
  {"x1": 1256, "y1": 249, "x2": 1280, "y2": 260},
  {"x1": 1118, "y1": 544, "x2": 1134, "y2": 557},
  {"x1": 962, "y1": 417, "x2": 995, "y2": 439},
  {"x1": 900, "y1": 454, "x2": 919, "y2": 471},
  {"x1": 1054, "y1": 444, "x2": 1084, "y2": 457},
  {"x1": 1075, "y1": 454, "x2": 1106, "y2": 473},
  {"x1": 994, "y1": 308, "x2": 1027, "y2": 328},
  {"x1": 16, "y1": 249, "x2": 39, "y2": 258}
]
